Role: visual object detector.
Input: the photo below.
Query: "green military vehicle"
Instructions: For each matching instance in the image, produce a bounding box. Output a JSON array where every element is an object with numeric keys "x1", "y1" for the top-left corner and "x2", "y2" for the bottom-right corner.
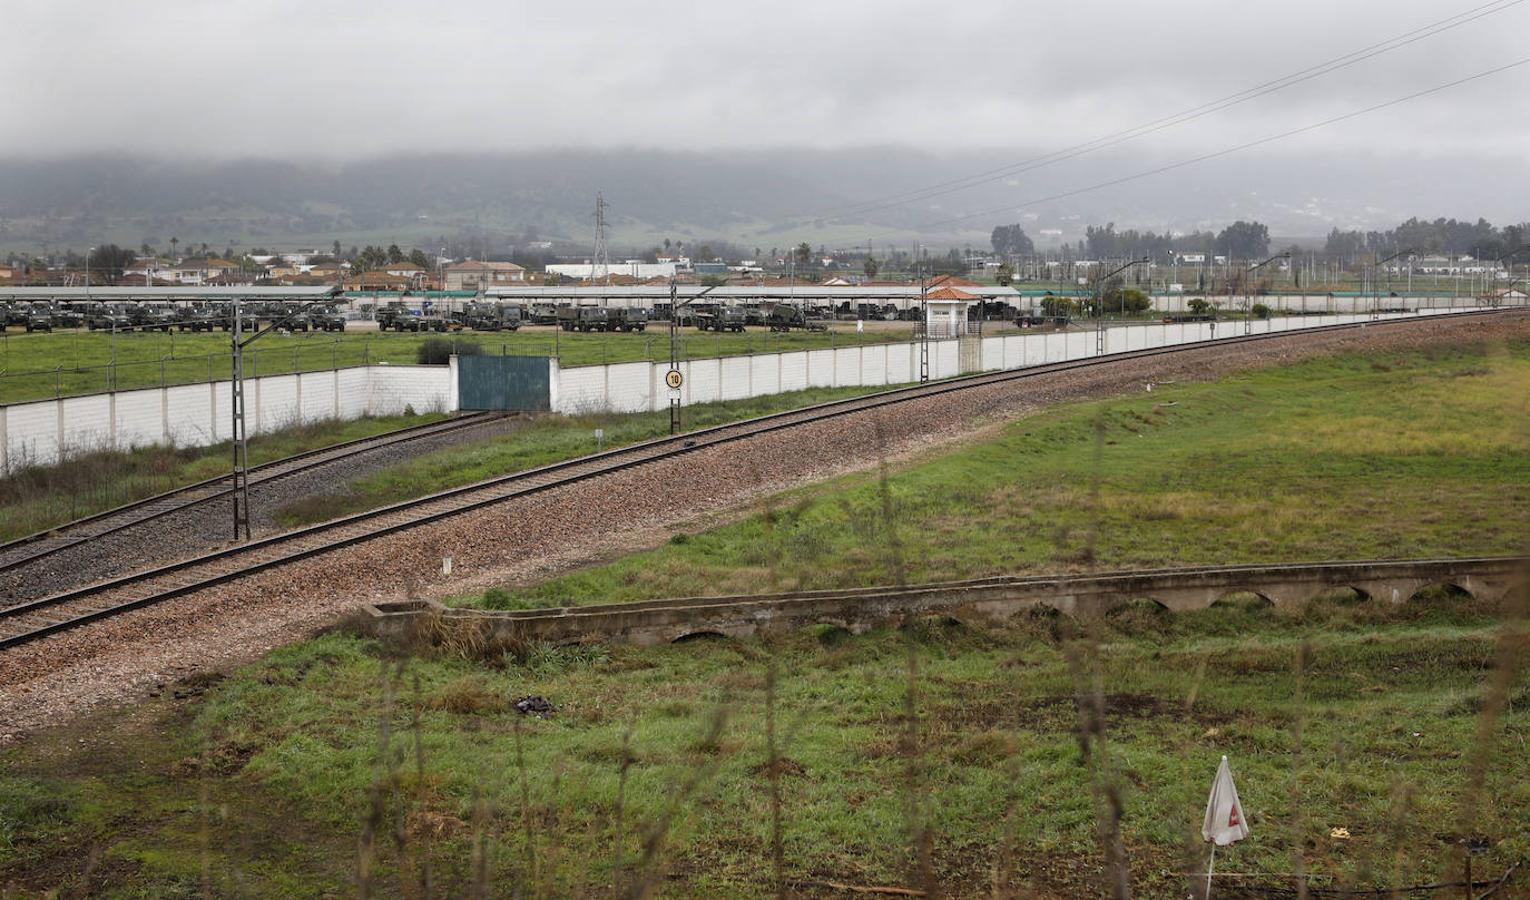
[
  {"x1": 695, "y1": 306, "x2": 745, "y2": 332},
  {"x1": 557, "y1": 306, "x2": 610, "y2": 332},
  {"x1": 766, "y1": 305, "x2": 827, "y2": 332},
  {"x1": 608, "y1": 307, "x2": 648, "y2": 332}
]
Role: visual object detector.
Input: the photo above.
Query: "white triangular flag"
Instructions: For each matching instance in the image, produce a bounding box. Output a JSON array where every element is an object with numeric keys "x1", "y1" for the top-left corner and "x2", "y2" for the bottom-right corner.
[{"x1": 1201, "y1": 756, "x2": 1249, "y2": 846}]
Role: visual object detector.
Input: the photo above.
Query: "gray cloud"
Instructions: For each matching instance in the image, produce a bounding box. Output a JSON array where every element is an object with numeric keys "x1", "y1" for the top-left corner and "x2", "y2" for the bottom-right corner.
[{"x1": 5, "y1": 0, "x2": 1529, "y2": 161}]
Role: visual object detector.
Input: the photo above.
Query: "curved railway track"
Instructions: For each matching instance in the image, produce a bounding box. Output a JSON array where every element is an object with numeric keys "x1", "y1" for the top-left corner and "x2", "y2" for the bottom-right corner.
[
  {"x1": 0, "y1": 410, "x2": 506, "y2": 578},
  {"x1": 0, "y1": 311, "x2": 1510, "y2": 651}
]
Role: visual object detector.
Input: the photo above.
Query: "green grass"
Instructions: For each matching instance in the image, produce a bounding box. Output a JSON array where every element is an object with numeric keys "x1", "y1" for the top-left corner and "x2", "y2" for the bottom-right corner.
[
  {"x1": 477, "y1": 338, "x2": 1530, "y2": 609},
  {"x1": 2, "y1": 336, "x2": 1526, "y2": 896},
  {"x1": 2, "y1": 604, "x2": 1524, "y2": 896},
  {"x1": 0, "y1": 411, "x2": 446, "y2": 542},
  {"x1": 272, "y1": 384, "x2": 902, "y2": 528},
  {"x1": 0, "y1": 324, "x2": 913, "y2": 405}
]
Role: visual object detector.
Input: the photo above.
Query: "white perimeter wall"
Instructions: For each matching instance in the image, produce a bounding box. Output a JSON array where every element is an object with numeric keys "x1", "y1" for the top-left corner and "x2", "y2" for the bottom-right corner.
[
  {"x1": 0, "y1": 306, "x2": 1493, "y2": 470},
  {"x1": 548, "y1": 307, "x2": 1491, "y2": 415},
  {"x1": 1, "y1": 364, "x2": 451, "y2": 471}
]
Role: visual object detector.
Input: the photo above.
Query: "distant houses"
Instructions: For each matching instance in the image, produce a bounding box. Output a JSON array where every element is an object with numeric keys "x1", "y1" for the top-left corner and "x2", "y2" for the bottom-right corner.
[{"x1": 443, "y1": 260, "x2": 528, "y2": 290}]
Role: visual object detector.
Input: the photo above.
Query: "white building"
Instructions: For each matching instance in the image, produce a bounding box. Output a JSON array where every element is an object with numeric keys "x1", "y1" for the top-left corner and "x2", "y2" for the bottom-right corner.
[{"x1": 546, "y1": 261, "x2": 679, "y2": 281}]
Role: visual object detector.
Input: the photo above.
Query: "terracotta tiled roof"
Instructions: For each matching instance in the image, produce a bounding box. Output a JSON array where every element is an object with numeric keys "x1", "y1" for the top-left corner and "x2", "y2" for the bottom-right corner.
[{"x1": 925, "y1": 286, "x2": 980, "y2": 301}]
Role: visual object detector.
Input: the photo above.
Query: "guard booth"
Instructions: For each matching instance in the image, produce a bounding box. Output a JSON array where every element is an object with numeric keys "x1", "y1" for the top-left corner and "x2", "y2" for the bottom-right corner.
[{"x1": 456, "y1": 354, "x2": 552, "y2": 411}]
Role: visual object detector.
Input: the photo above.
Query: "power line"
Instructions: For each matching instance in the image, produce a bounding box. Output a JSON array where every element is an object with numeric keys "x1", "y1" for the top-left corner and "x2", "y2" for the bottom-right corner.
[
  {"x1": 804, "y1": 0, "x2": 1527, "y2": 223},
  {"x1": 897, "y1": 56, "x2": 1530, "y2": 236}
]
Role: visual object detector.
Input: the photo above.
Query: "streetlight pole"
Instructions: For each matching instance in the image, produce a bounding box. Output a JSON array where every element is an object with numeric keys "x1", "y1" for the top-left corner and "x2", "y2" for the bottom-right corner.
[{"x1": 1243, "y1": 252, "x2": 1291, "y2": 334}]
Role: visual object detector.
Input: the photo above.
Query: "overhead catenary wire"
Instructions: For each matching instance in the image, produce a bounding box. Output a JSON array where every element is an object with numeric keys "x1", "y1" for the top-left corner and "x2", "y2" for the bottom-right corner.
[
  {"x1": 801, "y1": 0, "x2": 1528, "y2": 224},
  {"x1": 890, "y1": 55, "x2": 1530, "y2": 236}
]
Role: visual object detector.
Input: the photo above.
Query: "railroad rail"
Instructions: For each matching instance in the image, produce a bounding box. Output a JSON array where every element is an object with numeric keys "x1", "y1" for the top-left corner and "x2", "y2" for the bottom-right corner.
[
  {"x1": 0, "y1": 309, "x2": 1515, "y2": 651},
  {"x1": 0, "y1": 410, "x2": 507, "y2": 578},
  {"x1": 364, "y1": 556, "x2": 1530, "y2": 646}
]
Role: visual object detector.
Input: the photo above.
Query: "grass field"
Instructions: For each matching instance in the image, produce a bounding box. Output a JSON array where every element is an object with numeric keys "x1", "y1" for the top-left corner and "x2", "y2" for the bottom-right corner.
[
  {"x1": 0, "y1": 411, "x2": 447, "y2": 543},
  {"x1": 0, "y1": 324, "x2": 914, "y2": 405},
  {"x1": 0, "y1": 602, "x2": 1522, "y2": 896},
  {"x1": 0, "y1": 337, "x2": 1525, "y2": 897},
  {"x1": 473, "y1": 338, "x2": 1530, "y2": 609}
]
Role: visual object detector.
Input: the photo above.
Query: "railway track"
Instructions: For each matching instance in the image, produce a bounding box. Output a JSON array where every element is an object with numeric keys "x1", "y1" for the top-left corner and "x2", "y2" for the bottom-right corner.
[
  {"x1": 0, "y1": 410, "x2": 507, "y2": 578},
  {"x1": 0, "y1": 310, "x2": 1510, "y2": 651}
]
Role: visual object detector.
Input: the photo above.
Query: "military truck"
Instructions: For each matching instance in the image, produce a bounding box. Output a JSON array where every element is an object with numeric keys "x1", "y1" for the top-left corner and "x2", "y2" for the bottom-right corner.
[
  {"x1": 133, "y1": 302, "x2": 177, "y2": 332},
  {"x1": 51, "y1": 303, "x2": 88, "y2": 329},
  {"x1": 608, "y1": 307, "x2": 648, "y2": 332},
  {"x1": 557, "y1": 306, "x2": 610, "y2": 332},
  {"x1": 767, "y1": 305, "x2": 827, "y2": 332},
  {"x1": 309, "y1": 304, "x2": 347, "y2": 332},
  {"x1": 376, "y1": 302, "x2": 413, "y2": 331},
  {"x1": 527, "y1": 302, "x2": 559, "y2": 325},
  {"x1": 177, "y1": 304, "x2": 218, "y2": 332},
  {"x1": 88, "y1": 303, "x2": 135, "y2": 331},
  {"x1": 695, "y1": 306, "x2": 746, "y2": 332},
  {"x1": 24, "y1": 304, "x2": 54, "y2": 332}
]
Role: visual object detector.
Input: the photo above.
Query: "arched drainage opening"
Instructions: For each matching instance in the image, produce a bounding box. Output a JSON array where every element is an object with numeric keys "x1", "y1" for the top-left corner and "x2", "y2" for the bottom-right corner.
[
  {"x1": 1107, "y1": 597, "x2": 1169, "y2": 617},
  {"x1": 1409, "y1": 582, "x2": 1474, "y2": 605},
  {"x1": 802, "y1": 623, "x2": 853, "y2": 646},
  {"x1": 1309, "y1": 586, "x2": 1371, "y2": 607},
  {"x1": 1104, "y1": 597, "x2": 1171, "y2": 632},
  {"x1": 1212, "y1": 590, "x2": 1274, "y2": 611},
  {"x1": 671, "y1": 630, "x2": 729, "y2": 645}
]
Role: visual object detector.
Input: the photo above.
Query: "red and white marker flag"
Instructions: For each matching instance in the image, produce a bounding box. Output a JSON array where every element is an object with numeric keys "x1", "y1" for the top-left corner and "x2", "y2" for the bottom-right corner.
[
  {"x1": 1202, "y1": 755, "x2": 1250, "y2": 846},
  {"x1": 1199, "y1": 756, "x2": 1249, "y2": 898}
]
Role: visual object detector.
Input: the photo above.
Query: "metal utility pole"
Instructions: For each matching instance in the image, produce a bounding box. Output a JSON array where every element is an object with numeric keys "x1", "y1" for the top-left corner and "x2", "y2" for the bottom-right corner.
[
  {"x1": 918, "y1": 254, "x2": 930, "y2": 382},
  {"x1": 1370, "y1": 249, "x2": 1413, "y2": 320},
  {"x1": 230, "y1": 300, "x2": 251, "y2": 540},
  {"x1": 1243, "y1": 252, "x2": 1291, "y2": 334},
  {"x1": 593, "y1": 192, "x2": 610, "y2": 286},
  {"x1": 1090, "y1": 258, "x2": 1149, "y2": 354},
  {"x1": 667, "y1": 281, "x2": 720, "y2": 434},
  {"x1": 228, "y1": 287, "x2": 343, "y2": 541}
]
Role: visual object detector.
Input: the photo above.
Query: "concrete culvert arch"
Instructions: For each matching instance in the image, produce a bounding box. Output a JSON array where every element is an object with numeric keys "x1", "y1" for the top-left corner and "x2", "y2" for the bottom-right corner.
[
  {"x1": 1106, "y1": 597, "x2": 1170, "y2": 617},
  {"x1": 1408, "y1": 582, "x2": 1474, "y2": 604},
  {"x1": 801, "y1": 623, "x2": 852, "y2": 646},
  {"x1": 1212, "y1": 590, "x2": 1275, "y2": 611},
  {"x1": 671, "y1": 630, "x2": 730, "y2": 644},
  {"x1": 1309, "y1": 586, "x2": 1371, "y2": 606}
]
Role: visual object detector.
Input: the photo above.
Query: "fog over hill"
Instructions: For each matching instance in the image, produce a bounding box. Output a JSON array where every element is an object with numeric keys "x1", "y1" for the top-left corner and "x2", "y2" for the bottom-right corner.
[{"x1": 1, "y1": 147, "x2": 1526, "y2": 257}]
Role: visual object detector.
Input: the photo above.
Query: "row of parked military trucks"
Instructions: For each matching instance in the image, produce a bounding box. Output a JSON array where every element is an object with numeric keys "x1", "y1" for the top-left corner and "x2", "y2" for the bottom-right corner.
[
  {"x1": 0, "y1": 300, "x2": 347, "y2": 334},
  {"x1": 370, "y1": 300, "x2": 838, "y2": 334}
]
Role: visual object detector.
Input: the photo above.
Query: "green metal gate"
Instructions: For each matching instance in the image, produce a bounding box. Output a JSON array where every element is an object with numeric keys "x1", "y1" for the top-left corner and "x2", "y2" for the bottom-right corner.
[{"x1": 458, "y1": 355, "x2": 551, "y2": 411}]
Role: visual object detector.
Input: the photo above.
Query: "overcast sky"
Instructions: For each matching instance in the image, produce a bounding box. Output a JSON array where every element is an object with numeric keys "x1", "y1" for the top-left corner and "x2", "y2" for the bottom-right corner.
[{"x1": 5, "y1": 0, "x2": 1529, "y2": 163}]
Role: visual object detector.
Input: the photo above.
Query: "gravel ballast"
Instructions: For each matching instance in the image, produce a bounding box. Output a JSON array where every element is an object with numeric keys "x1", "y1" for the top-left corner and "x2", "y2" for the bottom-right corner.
[{"x1": 1, "y1": 312, "x2": 1525, "y2": 743}]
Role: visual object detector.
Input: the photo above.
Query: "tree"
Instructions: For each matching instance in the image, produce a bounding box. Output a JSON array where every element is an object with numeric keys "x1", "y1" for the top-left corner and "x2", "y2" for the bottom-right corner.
[
  {"x1": 169, "y1": 236, "x2": 179, "y2": 258},
  {"x1": 794, "y1": 242, "x2": 813, "y2": 268},
  {"x1": 990, "y1": 224, "x2": 1035, "y2": 257},
  {"x1": 1188, "y1": 297, "x2": 1212, "y2": 315},
  {"x1": 386, "y1": 244, "x2": 405, "y2": 264},
  {"x1": 863, "y1": 256, "x2": 880, "y2": 279},
  {"x1": 1216, "y1": 221, "x2": 1270, "y2": 260},
  {"x1": 408, "y1": 248, "x2": 430, "y2": 268},
  {"x1": 332, "y1": 239, "x2": 342, "y2": 257},
  {"x1": 87, "y1": 244, "x2": 135, "y2": 283},
  {"x1": 1103, "y1": 285, "x2": 1150, "y2": 314},
  {"x1": 1040, "y1": 295, "x2": 1075, "y2": 317},
  {"x1": 995, "y1": 262, "x2": 1013, "y2": 286}
]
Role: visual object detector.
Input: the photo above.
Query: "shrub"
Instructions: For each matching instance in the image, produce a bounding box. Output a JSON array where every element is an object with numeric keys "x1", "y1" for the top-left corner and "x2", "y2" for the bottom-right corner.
[
  {"x1": 1251, "y1": 303, "x2": 1272, "y2": 319},
  {"x1": 416, "y1": 337, "x2": 483, "y2": 366}
]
